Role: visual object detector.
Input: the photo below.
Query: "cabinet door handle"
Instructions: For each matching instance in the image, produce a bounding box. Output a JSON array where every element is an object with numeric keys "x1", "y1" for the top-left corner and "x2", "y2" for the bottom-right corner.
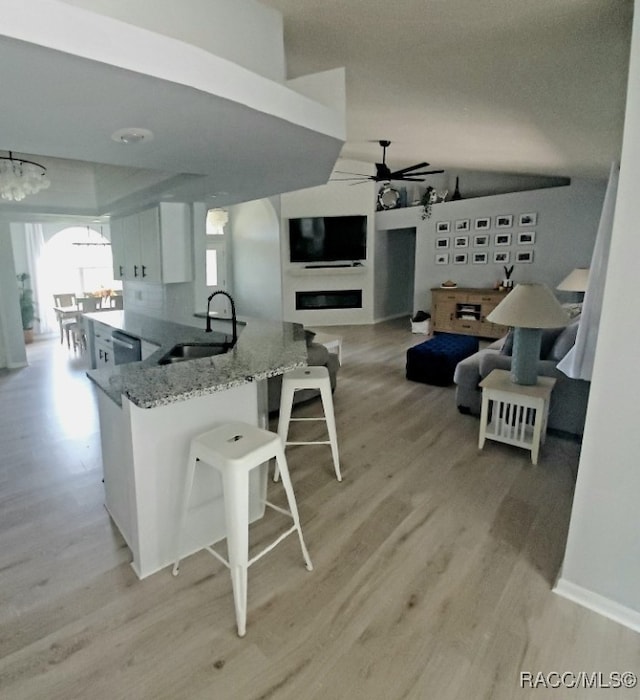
[
  {"x1": 141, "y1": 265, "x2": 147, "y2": 278},
  {"x1": 134, "y1": 265, "x2": 139, "y2": 277},
  {"x1": 99, "y1": 349, "x2": 103, "y2": 360},
  {"x1": 119, "y1": 265, "x2": 124, "y2": 277}
]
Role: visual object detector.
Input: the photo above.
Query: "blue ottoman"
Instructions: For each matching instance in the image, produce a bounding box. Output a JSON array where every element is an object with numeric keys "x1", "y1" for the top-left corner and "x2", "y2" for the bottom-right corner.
[{"x1": 406, "y1": 333, "x2": 479, "y2": 386}]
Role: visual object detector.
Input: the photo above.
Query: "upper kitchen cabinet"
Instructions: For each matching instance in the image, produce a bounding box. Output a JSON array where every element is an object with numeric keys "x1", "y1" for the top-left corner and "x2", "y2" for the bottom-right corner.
[{"x1": 110, "y1": 203, "x2": 193, "y2": 284}]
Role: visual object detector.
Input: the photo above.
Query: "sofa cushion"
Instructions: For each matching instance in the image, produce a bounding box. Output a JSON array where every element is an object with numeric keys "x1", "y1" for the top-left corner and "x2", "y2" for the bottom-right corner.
[
  {"x1": 548, "y1": 318, "x2": 580, "y2": 362},
  {"x1": 500, "y1": 326, "x2": 566, "y2": 360}
]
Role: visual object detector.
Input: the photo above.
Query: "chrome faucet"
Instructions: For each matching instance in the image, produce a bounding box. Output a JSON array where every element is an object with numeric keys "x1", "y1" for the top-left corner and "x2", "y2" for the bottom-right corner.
[{"x1": 206, "y1": 291, "x2": 238, "y2": 346}]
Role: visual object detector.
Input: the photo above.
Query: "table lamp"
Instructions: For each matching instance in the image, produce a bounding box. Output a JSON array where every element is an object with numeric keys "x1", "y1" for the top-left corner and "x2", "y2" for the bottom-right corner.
[
  {"x1": 487, "y1": 283, "x2": 570, "y2": 385},
  {"x1": 557, "y1": 268, "x2": 589, "y2": 293}
]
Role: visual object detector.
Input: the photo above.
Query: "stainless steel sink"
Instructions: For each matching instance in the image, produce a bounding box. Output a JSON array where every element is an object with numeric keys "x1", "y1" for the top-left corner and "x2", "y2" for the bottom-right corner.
[{"x1": 157, "y1": 342, "x2": 231, "y2": 365}]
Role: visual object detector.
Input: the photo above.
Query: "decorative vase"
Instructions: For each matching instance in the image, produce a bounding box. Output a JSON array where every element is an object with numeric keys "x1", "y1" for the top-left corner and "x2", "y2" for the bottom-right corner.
[{"x1": 451, "y1": 177, "x2": 462, "y2": 201}]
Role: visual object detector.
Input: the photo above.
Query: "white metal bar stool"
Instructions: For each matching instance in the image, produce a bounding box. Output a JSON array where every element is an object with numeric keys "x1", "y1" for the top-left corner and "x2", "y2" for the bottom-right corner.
[
  {"x1": 275, "y1": 365, "x2": 342, "y2": 482},
  {"x1": 172, "y1": 421, "x2": 313, "y2": 637}
]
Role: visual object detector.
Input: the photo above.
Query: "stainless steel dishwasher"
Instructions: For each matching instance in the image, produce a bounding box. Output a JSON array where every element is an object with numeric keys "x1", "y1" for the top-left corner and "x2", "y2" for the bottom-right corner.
[{"x1": 111, "y1": 330, "x2": 142, "y2": 365}]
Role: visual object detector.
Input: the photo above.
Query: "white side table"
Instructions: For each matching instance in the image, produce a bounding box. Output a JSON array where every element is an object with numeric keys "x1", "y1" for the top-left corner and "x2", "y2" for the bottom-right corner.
[
  {"x1": 309, "y1": 330, "x2": 343, "y2": 365},
  {"x1": 478, "y1": 369, "x2": 556, "y2": 464}
]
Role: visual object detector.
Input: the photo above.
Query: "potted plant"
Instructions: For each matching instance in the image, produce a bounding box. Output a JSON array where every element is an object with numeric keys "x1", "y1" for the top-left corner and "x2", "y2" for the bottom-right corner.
[{"x1": 16, "y1": 272, "x2": 38, "y2": 343}]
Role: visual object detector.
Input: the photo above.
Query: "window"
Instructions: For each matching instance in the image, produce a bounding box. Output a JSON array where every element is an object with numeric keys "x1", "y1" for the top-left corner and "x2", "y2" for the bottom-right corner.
[{"x1": 205, "y1": 209, "x2": 228, "y2": 290}]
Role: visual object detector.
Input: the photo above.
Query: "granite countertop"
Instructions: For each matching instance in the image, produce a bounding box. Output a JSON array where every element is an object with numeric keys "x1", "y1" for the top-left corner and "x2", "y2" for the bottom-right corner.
[{"x1": 85, "y1": 310, "x2": 308, "y2": 409}]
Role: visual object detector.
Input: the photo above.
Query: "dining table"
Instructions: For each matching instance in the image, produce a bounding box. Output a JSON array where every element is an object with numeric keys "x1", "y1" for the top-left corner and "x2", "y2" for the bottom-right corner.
[{"x1": 53, "y1": 296, "x2": 123, "y2": 346}]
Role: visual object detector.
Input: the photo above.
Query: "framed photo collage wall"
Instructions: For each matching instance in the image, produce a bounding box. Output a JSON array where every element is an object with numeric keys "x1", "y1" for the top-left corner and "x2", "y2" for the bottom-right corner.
[{"x1": 434, "y1": 212, "x2": 537, "y2": 266}]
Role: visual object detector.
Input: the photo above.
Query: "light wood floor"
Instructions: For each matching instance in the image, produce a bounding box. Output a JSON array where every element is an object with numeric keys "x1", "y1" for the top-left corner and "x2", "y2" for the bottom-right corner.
[{"x1": 1, "y1": 322, "x2": 639, "y2": 700}]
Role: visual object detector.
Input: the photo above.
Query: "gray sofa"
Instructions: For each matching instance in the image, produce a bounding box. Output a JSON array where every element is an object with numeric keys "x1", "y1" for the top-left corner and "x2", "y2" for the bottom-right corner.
[
  {"x1": 268, "y1": 330, "x2": 339, "y2": 414},
  {"x1": 453, "y1": 317, "x2": 590, "y2": 436}
]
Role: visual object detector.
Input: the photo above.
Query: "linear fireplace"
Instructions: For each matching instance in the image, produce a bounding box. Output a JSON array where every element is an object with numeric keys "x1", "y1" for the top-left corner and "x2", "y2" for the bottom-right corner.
[{"x1": 295, "y1": 289, "x2": 363, "y2": 311}]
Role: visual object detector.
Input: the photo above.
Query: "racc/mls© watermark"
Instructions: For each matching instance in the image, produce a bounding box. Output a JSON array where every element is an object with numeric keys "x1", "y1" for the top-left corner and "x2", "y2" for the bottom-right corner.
[{"x1": 520, "y1": 671, "x2": 637, "y2": 690}]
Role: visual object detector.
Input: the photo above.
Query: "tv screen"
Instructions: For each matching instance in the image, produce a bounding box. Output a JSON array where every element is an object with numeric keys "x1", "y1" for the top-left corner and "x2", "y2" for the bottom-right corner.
[{"x1": 289, "y1": 215, "x2": 367, "y2": 263}]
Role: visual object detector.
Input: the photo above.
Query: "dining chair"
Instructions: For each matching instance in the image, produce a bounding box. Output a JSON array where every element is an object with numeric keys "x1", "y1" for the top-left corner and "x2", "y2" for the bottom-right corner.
[
  {"x1": 69, "y1": 297, "x2": 103, "y2": 352},
  {"x1": 53, "y1": 293, "x2": 78, "y2": 345}
]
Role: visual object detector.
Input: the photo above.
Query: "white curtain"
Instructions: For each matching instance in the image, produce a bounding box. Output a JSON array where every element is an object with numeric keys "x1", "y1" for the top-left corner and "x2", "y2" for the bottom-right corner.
[
  {"x1": 558, "y1": 162, "x2": 619, "y2": 380},
  {"x1": 24, "y1": 223, "x2": 56, "y2": 335}
]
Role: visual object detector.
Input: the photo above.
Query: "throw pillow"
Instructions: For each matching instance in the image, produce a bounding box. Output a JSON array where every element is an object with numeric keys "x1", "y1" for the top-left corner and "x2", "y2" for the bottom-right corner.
[
  {"x1": 499, "y1": 326, "x2": 566, "y2": 359},
  {"x1": 548, "y1": 319, "x2": 580, "y2": 362}
]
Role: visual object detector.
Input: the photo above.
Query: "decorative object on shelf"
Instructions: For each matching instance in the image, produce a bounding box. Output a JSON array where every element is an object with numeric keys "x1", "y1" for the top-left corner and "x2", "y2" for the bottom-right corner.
[
  {"x1": 502, "y1": 265, "x2": 514, "y2": 288},
  {"x1": 487, "y1": 283, "x2": 569, "y2": 385},
  {"x1": 0, "y1": 151, "x2": 50, "y2": 202},
  {"x1": 440, "y1": 280, "x2": 457, "y2": 287},
  {"x1": 17, "y1": 272, "x2": 38, "y2": 343},
  {"x1": 378, "y1": 183, "x2": 401, "y2": 210},
  {"x1": 420, "y1": 186, "x2": 436, "y2": 219},
  {"x1": 451, "y1": 177, "x2": 462, "y2": 200},
  {"x1": 333, "y1": 140, "x2": 444, "y2": 184}
]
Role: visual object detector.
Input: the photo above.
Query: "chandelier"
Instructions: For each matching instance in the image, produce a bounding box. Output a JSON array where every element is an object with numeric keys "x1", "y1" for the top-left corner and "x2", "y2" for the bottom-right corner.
[{"x1": 0, "y1": 151, "x2": 51, "y2": 202}]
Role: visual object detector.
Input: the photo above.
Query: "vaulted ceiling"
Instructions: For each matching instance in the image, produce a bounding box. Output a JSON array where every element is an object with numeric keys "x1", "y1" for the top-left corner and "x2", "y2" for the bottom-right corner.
[{"x1": 262, "y1": 0, "x2": 634, "y2": 180}]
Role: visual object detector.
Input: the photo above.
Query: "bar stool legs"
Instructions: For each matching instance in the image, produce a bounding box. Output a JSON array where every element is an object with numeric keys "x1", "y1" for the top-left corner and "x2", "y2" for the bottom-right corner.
[
  {"x1": 275, "y1": 366, "x2": 342, "y2": 483},
  {"x1": 172, "y1": 422, "x2": 312, "y2": 637}
]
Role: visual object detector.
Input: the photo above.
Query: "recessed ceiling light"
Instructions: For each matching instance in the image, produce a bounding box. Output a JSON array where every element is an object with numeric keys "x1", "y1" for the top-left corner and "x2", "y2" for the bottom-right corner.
[{"x1": 111, "y1": 128, "x2": 154, "y2": 145}]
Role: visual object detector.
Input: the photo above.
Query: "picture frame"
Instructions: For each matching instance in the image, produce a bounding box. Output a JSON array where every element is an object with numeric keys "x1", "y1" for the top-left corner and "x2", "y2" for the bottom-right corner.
[
  {"x1": 435, "y1": 237, "x2": 450, "y2": 250},
  {"x1": 435, "y1": 253, "x2": 449, "y2": 265},
  {"x1": 495, "y1": 215, "x2": 513, "y2": 228},
  {"x1": 454, "y1": 235, "x2": 469, "y2": 248},
  {"x1": 453, "y1": 252, "x2": 468, "y2": 264},
  {"x1": 494, "y1": 233, "x2": 512, "y2": 246},
  {"x1": 517, "y1": 231, "x2": 536, "y2": 245},
  {"x1": 436, "y1": 221, "x2": 451, "y2": 233},
  {"x1": 474, "y1": 217, "x2": 491, "y2": 230},
  {"x1": 516, "y1": 250, "x2": 534, "y2": 263},
  {"x1": 472, "y1": 252, "x2": 488, "y2": 264},
  {"x1": 473, "y1": 234, "x2": 489, "y2": 247},
  {"x1": 518, "y1": 212, "x2": 537, "y2": 226},
  {"x1": 493, "y1": 251, "x2": 510, "y2": 264},
  {"x1": 455, "y1": 218, "x2": 470, "y2": 232}
]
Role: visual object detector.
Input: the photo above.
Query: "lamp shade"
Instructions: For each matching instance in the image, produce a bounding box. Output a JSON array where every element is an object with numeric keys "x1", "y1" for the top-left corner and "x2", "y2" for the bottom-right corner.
[
  {"x1": 487, "y1": 283, "x2": 570, "y2": 329},
  {"x1": 557, "y1": 268, "x2": 589, "y2": 292}
]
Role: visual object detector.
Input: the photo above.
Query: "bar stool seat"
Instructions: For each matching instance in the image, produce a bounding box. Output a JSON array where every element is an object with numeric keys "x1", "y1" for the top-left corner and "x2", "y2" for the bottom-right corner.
[
  {"x1": 172, "y1": 421, "x2": 312, "y2": 637},
  {"x1": 275, "y1": 365, "x2": 341, "y2": 482}
]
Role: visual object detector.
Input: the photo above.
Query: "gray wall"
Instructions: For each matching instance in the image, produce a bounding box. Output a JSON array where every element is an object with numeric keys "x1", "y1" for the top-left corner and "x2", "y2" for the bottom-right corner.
[
  {"x1": 378, "y1": 179, "x2": 605, "y2": 314},
  {"x1": 374, "y1": 228, "x2": 416, "y2": 321}
]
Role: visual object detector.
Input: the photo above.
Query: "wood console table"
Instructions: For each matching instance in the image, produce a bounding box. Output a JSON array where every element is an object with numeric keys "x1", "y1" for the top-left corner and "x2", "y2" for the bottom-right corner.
[{"x1": 431, "y1": 287, "x2": 509, "y2": 339}]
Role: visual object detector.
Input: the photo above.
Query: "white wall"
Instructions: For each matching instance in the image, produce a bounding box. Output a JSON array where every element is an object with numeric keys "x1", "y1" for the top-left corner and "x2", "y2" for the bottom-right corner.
[
  {"x1": 280, "y1": 160, "x2": 376, "y2": 326},
  {"x1": 59, "y1": 0, "x2": 286, "y2": 82},
  {"x1": 0, "y1": 222, "x2": 27, "y2": 369},
  {"x1": 229, "y1": 198, "x2": 283, "y2": 320},
  {"x1": 377, "y1": 179, "x2": 605, "y2": 315},
  {"x1": 556, "y1": 5, "x2": 640, "y2": 631}
]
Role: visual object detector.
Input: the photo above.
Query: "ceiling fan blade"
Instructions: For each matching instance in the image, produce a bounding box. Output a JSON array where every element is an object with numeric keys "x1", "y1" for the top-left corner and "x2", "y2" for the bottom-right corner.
[
  {"x1": 392, "y1": 177, "x2": 429, "y2": 182},
  {"x1": 390, "y1": 162, "x2": 430, "y2": 175},
  {"x1": 399, "y1": 169, "x2": 445, "y2": 177},
  {"x1": 333, "y1": 170, "x2": 369, "y2": 177}
]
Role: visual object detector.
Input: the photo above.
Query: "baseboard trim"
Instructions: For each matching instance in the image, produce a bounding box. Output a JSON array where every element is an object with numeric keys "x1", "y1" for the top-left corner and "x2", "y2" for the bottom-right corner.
[
  {"x1": 554, "y1": 577, "x2": 640, "y2": 633},
  {"x1": 374, "y1": 312, "x2": 410, "y2": 324}
]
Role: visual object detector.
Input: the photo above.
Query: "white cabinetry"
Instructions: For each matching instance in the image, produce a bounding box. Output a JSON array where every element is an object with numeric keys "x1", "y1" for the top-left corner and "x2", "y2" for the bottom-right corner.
[
  {"x1": 93, "y1": 321, "x2": 115, "y2": 367},
  {"x1": 110, "y1": 203, "x2": 192, "y2": 283}
]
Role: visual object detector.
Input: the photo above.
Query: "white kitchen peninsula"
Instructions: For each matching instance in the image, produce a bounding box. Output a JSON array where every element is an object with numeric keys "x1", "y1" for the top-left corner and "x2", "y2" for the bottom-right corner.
[{"x1": 86, "y1": 311, "x2": 308, "y2": 579}]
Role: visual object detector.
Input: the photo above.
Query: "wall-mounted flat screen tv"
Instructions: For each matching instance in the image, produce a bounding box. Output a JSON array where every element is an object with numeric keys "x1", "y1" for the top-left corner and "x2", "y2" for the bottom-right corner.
[{"x1": 288, "y1": 215, "x2": 367, "y2": 263}]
